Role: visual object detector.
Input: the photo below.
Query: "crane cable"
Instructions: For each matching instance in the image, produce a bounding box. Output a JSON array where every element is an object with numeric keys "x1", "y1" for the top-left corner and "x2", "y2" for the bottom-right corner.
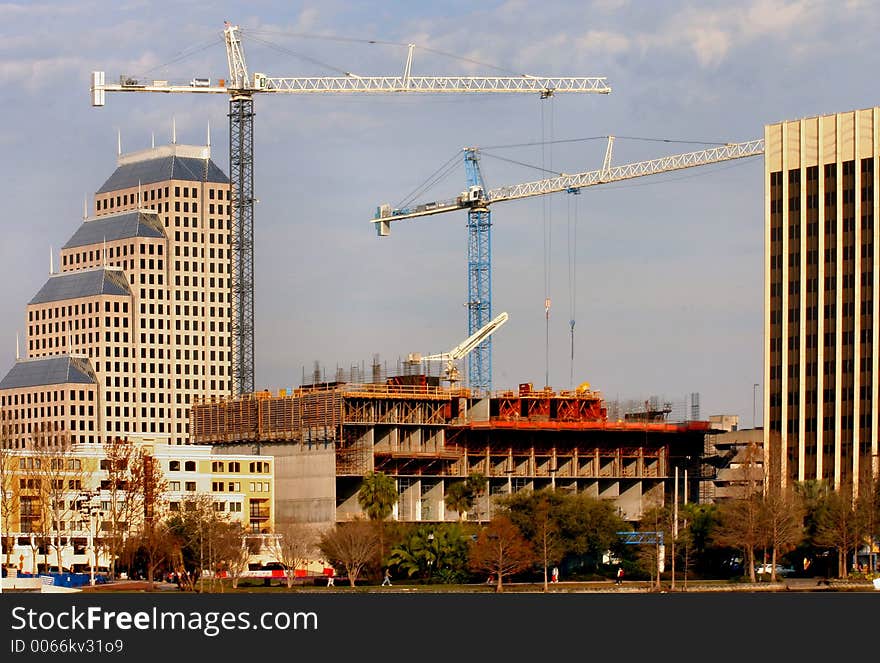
[
  {"x1": 567, "y1": 192, "x2": 578, "y2": 389},
  {"x1": 541, "y1": 96, "x2": 554, "y2": 389}
]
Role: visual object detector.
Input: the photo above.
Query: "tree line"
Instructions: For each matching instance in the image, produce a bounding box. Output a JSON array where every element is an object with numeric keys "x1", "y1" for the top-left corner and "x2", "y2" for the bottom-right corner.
[{"x1": 317, "y1": 470, "x2": 880, "y2": 590}]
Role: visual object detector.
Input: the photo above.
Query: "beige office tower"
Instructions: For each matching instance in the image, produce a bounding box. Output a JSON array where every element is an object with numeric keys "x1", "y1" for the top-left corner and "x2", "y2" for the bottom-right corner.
[
  {"x1": 0, "y1": 142, "x2": 232, "y2": 447},
  {"x1": 765, "y1": 108, "x2": 880, "y2": 496}
]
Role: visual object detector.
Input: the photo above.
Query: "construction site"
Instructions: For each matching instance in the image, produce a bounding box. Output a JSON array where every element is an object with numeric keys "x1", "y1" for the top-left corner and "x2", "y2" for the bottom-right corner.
[
  {"x1": 82, "y1": 23, "x2": 760, "y2": 529},
  {"x1": 191, "y1": 373, "x2": 710, "y2": 527}
]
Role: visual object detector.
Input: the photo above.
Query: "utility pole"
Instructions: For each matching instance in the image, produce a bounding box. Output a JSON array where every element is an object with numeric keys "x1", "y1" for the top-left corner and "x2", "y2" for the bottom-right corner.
[{"x1": 671, "y1": 466, "x2": 678, "y2": 591}]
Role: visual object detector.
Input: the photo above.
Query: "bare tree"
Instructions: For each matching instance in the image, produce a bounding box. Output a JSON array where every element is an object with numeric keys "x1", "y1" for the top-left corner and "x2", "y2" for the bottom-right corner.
[
  {"x1": 468, "y1": 515, "x2": 534, "y2": 593},
  {"x1": 213, "y1": 521, "x2": 249, "y2": 591},
  {"x1": 274, "y1": 523, "x2": 319, "y2": 588},
  {"x1": 31, "y1": 433, "x2": 85, "y2": 573},
  {"x1": 102, "y1": 438, "x2": 136, "y2": 579},
  {"x1": 532, "y1": 494, "x2": 563, "y2": 592},
  {"x1": 636, "y1": 503, "x2": 671, "y2": 590},
  {"x1": 759, "y1": 487, "x2": 804, "y2": 582},
  {"x1": 855, "y1": 473, "x2": 880, "y2": 574},
  {"x1": 0, "y1": 447, "x2": 18, "y2": 568},
  {"x1": 713, "y1": 443, "x2": 764, "y2": 582},
  {"x1": 124, "y1": 451, "x2": 169, "y2": 589},
  {"x1": 815, "y1": 483, "x2": 861, "y2": 579},
  {"x1": 319, "y1": 520, "x2": 379, "y2": 587}
]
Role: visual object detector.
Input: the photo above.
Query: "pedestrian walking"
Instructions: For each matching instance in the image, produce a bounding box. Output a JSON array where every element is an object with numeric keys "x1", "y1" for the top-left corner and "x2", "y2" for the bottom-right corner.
[
  {"x1": 551, "y1": 567, "x2": 559, "y2": 584},
  {"x1": 616, "y1": 567, "x2": 624, "y2": 585},
  {"x1": 326, "y1": 570, "x2": 335, "y2": 587},
  {"x1": 382, "y1": 569, "x2": 392, "y2": 586}
]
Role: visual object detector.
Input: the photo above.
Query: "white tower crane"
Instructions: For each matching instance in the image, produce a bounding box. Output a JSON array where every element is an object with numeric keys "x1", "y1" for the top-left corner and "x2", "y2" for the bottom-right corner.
[
  {"x1": 408, "y1": 311, "x2": 509, "y2": 388},
  {"x1": 90, "y1": 22, "x2": 611, "y2": 396}
]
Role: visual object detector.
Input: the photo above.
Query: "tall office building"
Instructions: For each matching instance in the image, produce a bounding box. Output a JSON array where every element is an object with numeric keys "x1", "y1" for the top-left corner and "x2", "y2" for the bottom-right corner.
[
  {"x1": 765, "y1": 107, "x2": 880, "y2": 495},
  {"x1": 0, "y1": 141, "x2": 232, "y2": 447}
]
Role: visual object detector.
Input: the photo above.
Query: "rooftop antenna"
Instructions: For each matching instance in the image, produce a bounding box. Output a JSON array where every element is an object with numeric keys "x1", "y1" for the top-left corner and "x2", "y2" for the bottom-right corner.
[
  {"x1": 49, "y1": 246, "x2": 54, "y2": 275},
  {"x1": 83, "y1": 195, "x2": 88, "y2": 221},
  {"x1": 16, "y1": 332, "x2": 20, "y2": 360},
  {"x1": 206, "y1": 120, "x2": 211, "y2": 148},
  {"x1": 117, "y1": 128, "x2": 122, "y2": 156},
  {"x1": 172, "y1": 116, "x2": 177, "y2": 144},
  {"x1": 151, "y1": 131, "x2": 155, "y2": 149}
]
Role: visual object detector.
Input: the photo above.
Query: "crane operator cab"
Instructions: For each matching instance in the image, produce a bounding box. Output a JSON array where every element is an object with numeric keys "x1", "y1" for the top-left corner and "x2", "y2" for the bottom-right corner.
[{"x1": 458, "y1": 185, "x2": 485, "y2": 206}]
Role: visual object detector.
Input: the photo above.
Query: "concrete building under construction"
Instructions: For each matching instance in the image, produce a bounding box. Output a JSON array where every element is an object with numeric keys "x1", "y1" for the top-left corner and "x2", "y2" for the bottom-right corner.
[{"x1": 191, "y1": 377, "x2": 710, "y2": 527}]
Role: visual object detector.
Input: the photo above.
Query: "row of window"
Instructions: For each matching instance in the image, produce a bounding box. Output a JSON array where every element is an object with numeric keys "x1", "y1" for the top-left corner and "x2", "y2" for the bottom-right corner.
[
  {"x1": 17, "y1": 458, "x2": 82, "y2": 470},
  {"x1": 167, "y1": 501, "x2": 243, "y2": 513},
  {"x1": 2, "y1": 390, "x2": 94, "y2": 407}
]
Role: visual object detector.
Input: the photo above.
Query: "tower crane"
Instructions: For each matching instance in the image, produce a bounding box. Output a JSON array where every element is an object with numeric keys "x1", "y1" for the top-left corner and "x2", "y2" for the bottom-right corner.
[
  {"x1": 373, "y1": 137, "x2": 765, "y2": 391},
  {"x1": 407, "y1": 311, "x2": 509, "y2": 389},
  {"x1": 90, "y1": 22, "x2": 611, "y2": 396}
]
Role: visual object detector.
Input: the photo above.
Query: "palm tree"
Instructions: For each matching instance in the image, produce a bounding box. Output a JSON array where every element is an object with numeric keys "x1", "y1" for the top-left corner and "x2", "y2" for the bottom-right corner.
[
  {"x1": 444, "y1": 481, "x2": 473, "y2": 521},
  {"x1": 357, "y1": 471, "x2": 397, "y2": 521},
  {"x1": 357, "y1": 471, "x2": 398, "y2": 574}
]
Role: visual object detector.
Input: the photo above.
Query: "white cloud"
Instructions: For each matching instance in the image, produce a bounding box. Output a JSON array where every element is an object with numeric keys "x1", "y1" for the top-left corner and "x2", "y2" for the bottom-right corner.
[
  {"x1": 0, "y1": 56, "x2": 85, "y2": 91},
  {"x1": 575, "y1": 30, "x2": 631, "y2": 56},
  {"x1": 591, "y1": 0, "x2": 629, "y2": 12}
]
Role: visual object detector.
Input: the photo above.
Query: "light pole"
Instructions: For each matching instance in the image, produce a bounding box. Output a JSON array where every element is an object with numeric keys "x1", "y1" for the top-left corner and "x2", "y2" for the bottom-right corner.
[{"x1": 752, "y1": 383, "x2": 760, "y2": 429}]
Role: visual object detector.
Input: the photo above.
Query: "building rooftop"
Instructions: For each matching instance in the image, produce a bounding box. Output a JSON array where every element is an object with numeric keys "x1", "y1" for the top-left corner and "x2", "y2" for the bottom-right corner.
[
  {"x1": 0, "y1": 355, "x2": 97, "y2": 390},
  {"x1": 62, "y1": 209, "x2": 166, "y2": 249},
  {"x1": 96, "y1": 144, "x2": 228, "y2": 193},
  {"x1": 29, "y1": 267, "x2": 132, "y2": 305}
]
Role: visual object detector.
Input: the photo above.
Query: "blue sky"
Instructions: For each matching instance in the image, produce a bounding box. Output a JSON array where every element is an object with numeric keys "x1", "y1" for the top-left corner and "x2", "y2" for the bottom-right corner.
[{"x1": 2, "y1": 0, "x2": 879, "y2": 426}]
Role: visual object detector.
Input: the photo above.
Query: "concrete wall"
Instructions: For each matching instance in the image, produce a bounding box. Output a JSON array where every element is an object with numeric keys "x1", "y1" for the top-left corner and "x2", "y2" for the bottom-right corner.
[{"x1": 217, "y1": 442, "x2": 336, "y2": 528}]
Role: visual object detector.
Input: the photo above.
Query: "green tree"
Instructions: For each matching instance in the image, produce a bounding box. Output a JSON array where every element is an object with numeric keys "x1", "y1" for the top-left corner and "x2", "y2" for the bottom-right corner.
[
  {"x1": 465, "y1": 473, "x2": 488, "y2": 518},
  {"x1": 357, "y1": 471, "x2": 397, "y2": 573},
  {"x1": 502, "y1": 489, "x2": 626, "y2": 576},
  {"x1": 444, "y1": 473, "x2": 489, "y2": 521},
  {"x1": 793, "y1": 479, "x2": 832, "y2": 575},
  {"x1": 444, "y1": 482, "x2": 473, "y2": 521},
  {"x1": 679, "y1": 503, "x2": 722, "y2": 575},
  {"x1": 358, "y1": 472, "x2": 397, "y2": 521},
  {"x1": 500, "y1": 488, "x2": 565, "y2": 589},
  {"x1": 387, "y1": 523, "x2": 471, "y2": 583}
]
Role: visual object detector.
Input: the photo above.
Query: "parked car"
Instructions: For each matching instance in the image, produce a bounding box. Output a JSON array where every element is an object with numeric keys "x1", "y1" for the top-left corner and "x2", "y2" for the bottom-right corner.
[{"x1": 755, "y1": 563, "x2": 795, "y2": 577}]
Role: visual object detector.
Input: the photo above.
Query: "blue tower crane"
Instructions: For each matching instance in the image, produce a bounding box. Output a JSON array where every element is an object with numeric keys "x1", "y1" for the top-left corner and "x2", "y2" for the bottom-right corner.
[{"x1": 464, "y1": 149, "x2": 493, "y2": 393}]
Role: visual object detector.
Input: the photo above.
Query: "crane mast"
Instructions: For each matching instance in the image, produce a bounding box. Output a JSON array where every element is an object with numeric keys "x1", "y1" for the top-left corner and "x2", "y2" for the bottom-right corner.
[
  {"x1": 90, "y1": 22, "x2": 610, "y2": 397},
  {"x1": 464, "y1": 149, "x2": 492, "y2": 394}
]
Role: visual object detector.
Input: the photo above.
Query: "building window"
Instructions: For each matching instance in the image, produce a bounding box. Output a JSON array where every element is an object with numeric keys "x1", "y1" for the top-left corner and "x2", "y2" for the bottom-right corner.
[
  {"x1": 169, "y1": 460, "x2": 180, "y2": 471},
  {"x1": 185, "y1": 461, "x2": 196, "y2": 472},
  {"x1": 185, "y1": 481, "x2": 196, "y2": 492}
]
